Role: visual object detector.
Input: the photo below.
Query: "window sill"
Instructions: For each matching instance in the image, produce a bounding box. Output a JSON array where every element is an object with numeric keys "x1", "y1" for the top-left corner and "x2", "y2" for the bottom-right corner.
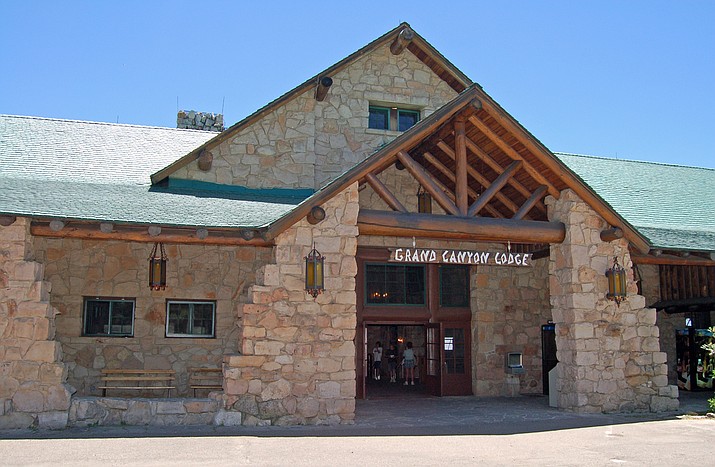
[{"x1": 366, "y1": 128, "x2": 402, "y2": 137}]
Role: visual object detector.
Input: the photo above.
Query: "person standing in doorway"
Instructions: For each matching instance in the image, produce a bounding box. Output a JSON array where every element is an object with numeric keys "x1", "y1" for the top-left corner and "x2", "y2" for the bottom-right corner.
[
  {"x1": 372, "y1": 341, "x2": 383, "y2": 380},
  {"x1": 403, "y1": 341, "x2": 416, "y2": 385},
  {"x1": 387, "y1": 344, "x2": 398, "y2": 383}
]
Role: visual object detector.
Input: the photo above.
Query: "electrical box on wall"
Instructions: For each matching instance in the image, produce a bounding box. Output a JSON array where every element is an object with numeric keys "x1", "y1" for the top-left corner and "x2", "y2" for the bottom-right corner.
[{"x1": 506, "y1": 352, "x2": 524, "y2": 374}]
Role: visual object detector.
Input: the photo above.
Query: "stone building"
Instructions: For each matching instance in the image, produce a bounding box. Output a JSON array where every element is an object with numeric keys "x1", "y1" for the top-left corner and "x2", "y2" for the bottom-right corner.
[{"x1": 1, "y1": 23, "x2": 713, "y2": 429}]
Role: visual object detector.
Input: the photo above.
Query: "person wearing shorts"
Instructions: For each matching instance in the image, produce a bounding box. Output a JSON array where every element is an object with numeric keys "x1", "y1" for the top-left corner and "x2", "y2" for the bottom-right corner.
[{"x1": 372, "y1": 341, "x2": 383, "y2": 380}]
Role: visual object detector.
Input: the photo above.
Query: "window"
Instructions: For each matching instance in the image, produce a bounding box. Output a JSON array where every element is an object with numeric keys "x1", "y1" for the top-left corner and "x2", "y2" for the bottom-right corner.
[
  {"x1": 365, "y1": 263, "x2": 425, "y2": 305},
  {"x1": 440, "y1": 266, "x2": 470, "y2": 307},
  {"x1": 166, "y1": 300, "x2": 215, "y2": 338},
  {"x1": 83, "y1": 298, "x2": 135, "y2": 337},
  {"x1": 368, "y1": 106, "x2": 420, "y2": 131}
]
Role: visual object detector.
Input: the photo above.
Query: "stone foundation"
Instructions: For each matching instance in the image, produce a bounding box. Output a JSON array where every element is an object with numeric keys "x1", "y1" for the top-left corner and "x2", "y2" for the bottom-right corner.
[{"x1": 68, "y1": 396, "x2": 227, "y2": 427}]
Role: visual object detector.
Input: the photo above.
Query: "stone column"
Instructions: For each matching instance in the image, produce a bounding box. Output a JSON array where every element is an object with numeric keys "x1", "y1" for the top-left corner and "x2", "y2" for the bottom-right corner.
[
  {"x1": 222, "y1": 184, "x2": 359, "y2": 425},
  {"x1": 0, "y1": 218, "x2": 74, "y2": 429},
  {"x1": 546, "y1": 190, "x2": 678, "y2": 413}
]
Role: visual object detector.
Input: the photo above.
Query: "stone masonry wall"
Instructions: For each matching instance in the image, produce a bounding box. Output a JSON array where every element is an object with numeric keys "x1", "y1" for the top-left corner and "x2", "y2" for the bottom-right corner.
[
  {"x1": 173, "y1": 44, "x2": 458, "y2": 190},
  {"x1": 223, "y1": 184, "x2": 359, "y2": 426},
  {"x1": 547, "y1": 189, "x2": 678, "y2": 413},
  {"x1": 32, "y1": 238, "x2": 271, "y2": 397},
  {"x1": 0, "y1": 218, "x2": 73, "y2": 429},
  {"x1": 472, "y1": 256, "x2": 551, "y2": 396}
]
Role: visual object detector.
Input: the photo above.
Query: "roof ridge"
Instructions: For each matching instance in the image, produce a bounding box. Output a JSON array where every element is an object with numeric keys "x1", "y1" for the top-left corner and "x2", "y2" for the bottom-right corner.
[
  {"x1": 0, "y1": 114, "x2": 215, "y2": 134},
  {"x1": 555, "y1": 151, "x2": 714, "y2": 171}
]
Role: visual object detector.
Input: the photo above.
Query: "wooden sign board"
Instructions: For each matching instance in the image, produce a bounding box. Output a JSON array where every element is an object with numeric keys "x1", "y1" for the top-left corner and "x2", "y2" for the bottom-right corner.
[{"x1": 388, "y1": 248, "x2": 532, "y2": 267}]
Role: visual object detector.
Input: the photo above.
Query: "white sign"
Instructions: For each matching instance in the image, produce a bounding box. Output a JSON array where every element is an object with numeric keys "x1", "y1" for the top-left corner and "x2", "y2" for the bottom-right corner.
[{"x1": 389, "y1": 248, "x2": 532, "y2": 267}]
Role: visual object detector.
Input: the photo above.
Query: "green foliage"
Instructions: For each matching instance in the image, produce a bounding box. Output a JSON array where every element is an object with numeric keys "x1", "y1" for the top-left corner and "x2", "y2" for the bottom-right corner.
[{"x1": 709, "y1": 396, "x2": 715, "y2": 413}]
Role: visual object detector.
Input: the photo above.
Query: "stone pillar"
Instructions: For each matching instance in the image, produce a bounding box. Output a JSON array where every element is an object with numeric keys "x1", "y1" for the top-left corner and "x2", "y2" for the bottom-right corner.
[
  {"x1": 546, "y1": 190, "x2": 678, "y2": 413},
  {"x1": 0, "y1": 218, "x2": 74, "y2": 429},
  {"x1": 222, "y1": 184, "x2": 359, "y2": 425}
]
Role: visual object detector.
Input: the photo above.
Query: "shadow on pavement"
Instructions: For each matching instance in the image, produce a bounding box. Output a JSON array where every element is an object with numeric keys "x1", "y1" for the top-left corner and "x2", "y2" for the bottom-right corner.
[{"x1": 0, "y1": 391, "x2": 711, "y2": 440}]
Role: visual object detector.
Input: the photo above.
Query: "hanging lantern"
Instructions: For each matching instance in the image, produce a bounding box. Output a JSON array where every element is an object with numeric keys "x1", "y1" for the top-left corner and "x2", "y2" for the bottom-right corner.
[
  {"x1": 417, "y1": 185, "x2": 432, "y2": 214},
  {"x1": 305, "y1": 243, "x2": 325, "y2": 299},
  {"x1": 606, "y1": 256, "x2": 627, "y2": 306},
  {"x1": 148, "y1": 242, "x2": 167, "y2": 291}
]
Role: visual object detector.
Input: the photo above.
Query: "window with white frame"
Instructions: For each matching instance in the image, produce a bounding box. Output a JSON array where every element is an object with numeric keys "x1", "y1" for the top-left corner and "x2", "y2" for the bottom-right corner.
[
  {"x1": 166, "y1": 300, "x2": 215, "y2": 338},
  {"x1": 368, "y1": 105, "x2": 420, "y2": 131},
  {"x1": 83, "y1": 297, "x2": 135, "y2": 337}
]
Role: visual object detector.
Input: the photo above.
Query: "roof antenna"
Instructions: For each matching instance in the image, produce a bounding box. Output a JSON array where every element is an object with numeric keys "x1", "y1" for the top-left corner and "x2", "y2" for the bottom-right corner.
[{"x1": 221, "y1": 96, "x2": 225, "y2": 115}]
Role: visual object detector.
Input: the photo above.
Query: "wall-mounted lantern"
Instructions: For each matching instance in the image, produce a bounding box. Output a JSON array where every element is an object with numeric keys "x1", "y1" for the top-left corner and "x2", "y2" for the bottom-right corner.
[
  {"x1": 149, "y1": 242, "x2": 167, "y2": 291},
  {"x1": 417, "y1": 186, "x2": 432, "y2": 214},
  {"x1": 305, "y1": 243, "x2": 325, "y2": 299},
  {"x1": 606, "y1": 256, "x2": 627, "y2": 306}
]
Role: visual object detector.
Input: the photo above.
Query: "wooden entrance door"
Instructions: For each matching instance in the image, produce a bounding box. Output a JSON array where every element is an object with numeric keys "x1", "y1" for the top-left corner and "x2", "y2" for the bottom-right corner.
[
  {"x1": 425, "y1": 323, "x2": 441, "y2": 396},
  {"x1": 441, "y1": 322, "x2": 472, "y2": 396}
]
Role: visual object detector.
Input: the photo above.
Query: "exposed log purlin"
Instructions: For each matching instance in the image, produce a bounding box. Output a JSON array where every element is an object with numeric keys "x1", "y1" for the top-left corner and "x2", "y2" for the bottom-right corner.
[
  {"x1": 468, "y1": 115, "x2": 559, "y2": 198},
  {"x1": 513, "y1": 185, "x2": 547, "y2": 220},
  {"x1": 397, "y1": 150, "x2": 460, "y2": 216},
  {"x1": 365, "y1": 172, "x2": 407, "y2": 212},
  {"x1": 454, "y1": 118, "x2": 468, "y2": 215},
  {"x1": 600, "y1": 227, "x2": 625, "y2": 242},
  {"x1": 31, "y1": 223, "x2": 272, "y2": 247},
  {"x1": 463, "y1": 136, "x2": 545, "y2": 213},
  {"x1": 436, "y1": 140, "x2": 519, "y2": 215},
  {"x1": 467, "y1": 161, "x2": 522, "y2": 217},
  {"x1": 422, "y1": 152, "x2": 503, "y2": 218}
]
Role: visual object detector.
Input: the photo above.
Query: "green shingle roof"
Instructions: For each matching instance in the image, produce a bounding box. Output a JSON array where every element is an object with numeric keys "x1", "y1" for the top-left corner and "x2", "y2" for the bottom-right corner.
[
  {"x1": 556, "y1": 153, "x2": 715, "y2": 251},
  {"x1": 0, "y1": 115, "x2": 305, "y2": 228}
]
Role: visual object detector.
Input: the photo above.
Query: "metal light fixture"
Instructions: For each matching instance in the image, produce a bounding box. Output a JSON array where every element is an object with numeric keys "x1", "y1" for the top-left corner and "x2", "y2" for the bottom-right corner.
[
  {"x1": 305, "y1": 243, "x2": 325, "y2": 298},
  {"x1": 417, "y1": 186, "x2": 432, "y2": 214},
  {"x1": 149, "y1": 242, "x2": 167, "y2": 291},
  {"x1": 606, "y1": 256, "x2": 627, "y2": 306}
]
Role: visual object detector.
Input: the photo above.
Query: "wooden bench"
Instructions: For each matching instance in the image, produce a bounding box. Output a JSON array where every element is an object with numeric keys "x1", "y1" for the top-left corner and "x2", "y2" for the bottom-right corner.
[
  {"x1": 189, "y1": 367, "x2": 223, "y2": 397},
  {"x1": 99, "y1": 369, "x2": 176, "y2": 397}
]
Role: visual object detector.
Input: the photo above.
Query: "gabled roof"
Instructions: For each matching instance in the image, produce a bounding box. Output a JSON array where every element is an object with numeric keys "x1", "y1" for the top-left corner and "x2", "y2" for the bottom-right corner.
[
  {"x1": 262, "y1": 84, "x2": 654, "y2": 254},
  {"x1": 556, "y1": 153, "x2": 715, "y2": 251},
  {"x1": 0, "y1": 115, "x2": 305, "y2": 228},
  {"x1": 150, "y1": 23, "x2": 473, "y2": 184}
]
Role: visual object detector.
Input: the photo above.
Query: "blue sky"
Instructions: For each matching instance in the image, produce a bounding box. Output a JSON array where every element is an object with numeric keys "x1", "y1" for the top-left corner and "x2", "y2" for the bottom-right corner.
[{"x1": 1, "y1": 1, "x2": 713, "y2": 168}]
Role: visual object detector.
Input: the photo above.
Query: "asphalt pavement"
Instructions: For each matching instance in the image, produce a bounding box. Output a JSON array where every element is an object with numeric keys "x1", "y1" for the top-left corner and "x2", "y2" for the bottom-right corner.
[{"x1": 1, "y1": 392, "x2": 713, "y2": 465}]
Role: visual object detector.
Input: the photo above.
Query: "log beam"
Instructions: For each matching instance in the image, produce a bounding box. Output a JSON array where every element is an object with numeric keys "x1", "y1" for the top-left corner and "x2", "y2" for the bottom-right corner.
[
  {"x1": 197, "y1": 150, "x2": 213, "y2": 171},
  {"x1": 390, "y1": 27, "x2": 414, "y2": 55},
  {"x1": 454, "y1": 117, "x2": 468, "y2": 215},
  {"x1": 358, "y1": 209, "x2": 565, "y2": 244},
  {"x1": 31, "y1": 222, "x2": 272, "y2": 247},
  {"x1": 467, "y1": 160, "x2": 522, "y2": 217},
  {"x1": 468, "y1": 115, "x2": 559, "y2": 198},
  {"x1": 513, "y1": 185, "x2": 547, "y2": 220},
  {"x1": 314, "y1": 76, "x2": 333, "y2": 102},
  {"x1": 365, "y1": 173, "x2": 407, "y2": 212},
  {"x1": 600, "y1": 227, "x2": 624, "y2": 242},
  {"x1": 0, "y1": 215, "x2": 17, "y2": 226},
  {"x1": 436, "y1": 141, "x2": 519, "y2": 215},
  {"x1": 397, "y1": 150, "x2": 460, "y2": 216},
  {"x1": 464, "y1": 136, "x2": 546, "y2": 214},
  {"x1": 422, "y1": 152, "x2": 503, "y2": 218},
  {"x1": 307, "y1": 206, "x2": 327, "y2": 224}
]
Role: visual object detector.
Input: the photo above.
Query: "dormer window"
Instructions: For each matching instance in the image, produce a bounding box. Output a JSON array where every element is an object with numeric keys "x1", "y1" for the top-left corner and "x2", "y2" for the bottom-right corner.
[{"x1": 369, "y1": 106, "x2": 420, "y2": 132}]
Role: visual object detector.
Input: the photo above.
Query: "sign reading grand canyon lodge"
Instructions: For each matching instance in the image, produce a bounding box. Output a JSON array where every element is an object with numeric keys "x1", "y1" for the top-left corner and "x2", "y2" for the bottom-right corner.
[{"x1": 388, "y1": 248, "x2": 533, "y2": 267}]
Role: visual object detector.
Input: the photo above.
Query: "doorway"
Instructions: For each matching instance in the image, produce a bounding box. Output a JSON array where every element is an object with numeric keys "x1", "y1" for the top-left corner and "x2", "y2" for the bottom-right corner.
[{"x1": 363, "y1": 324, "x2": 427, "y2": 399}]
